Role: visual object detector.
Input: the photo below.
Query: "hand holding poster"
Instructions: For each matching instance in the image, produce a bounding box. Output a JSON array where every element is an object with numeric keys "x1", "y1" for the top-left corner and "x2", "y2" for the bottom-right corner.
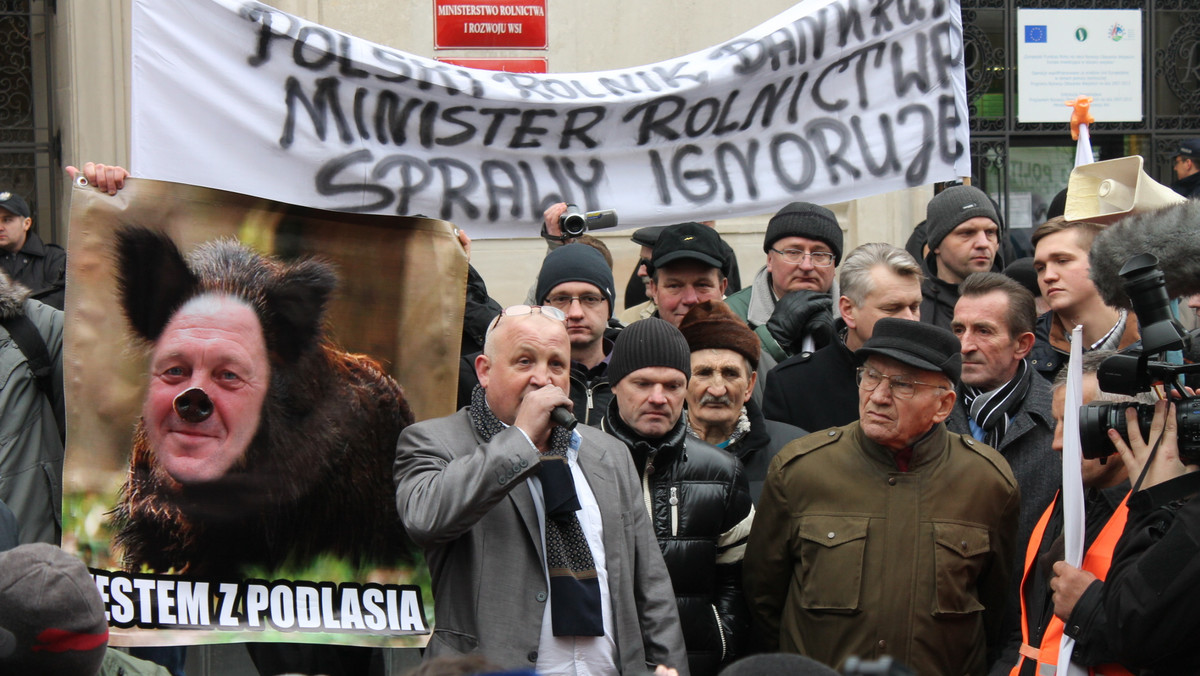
[
  {"x1": 132, "y1": 0, "x2": 972, "y2": 237},
  {"x1": 64, "y1": 179, "x2": 465, "y2": 646}
]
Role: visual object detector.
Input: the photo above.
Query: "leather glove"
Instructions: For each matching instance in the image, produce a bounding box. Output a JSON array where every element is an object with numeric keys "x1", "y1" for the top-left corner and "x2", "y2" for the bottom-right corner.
[{"x1": 765, "y1": 290, "x2": 834, "y2": 356}]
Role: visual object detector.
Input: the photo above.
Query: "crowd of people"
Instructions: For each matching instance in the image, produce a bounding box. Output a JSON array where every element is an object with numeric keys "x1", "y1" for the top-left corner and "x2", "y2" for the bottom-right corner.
[{"x1": 4, "y1": 137, "x2": 1200, "y2": 676}]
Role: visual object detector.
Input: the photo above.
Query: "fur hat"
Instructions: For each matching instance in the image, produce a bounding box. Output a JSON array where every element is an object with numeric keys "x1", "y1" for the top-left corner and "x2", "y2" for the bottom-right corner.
[
  {"x1": 0, "y1": 544, "x2": 109, "y2": 676},
  {"x1": 608, "y1": 317, "x2": 692, "y2": 386},
  {"x1": 855, "y1": 317, "x2": 962, "y2": 385},
  {"x1": 764, "y1": 202, "x2": 843, "y2": 264},
  {"x1": 925, "y1": 185, "x2": 999, "y2": 256},
  {"x1": 535, "y1": 243, "x2": 615, "y2": 317},
  {"x1": 678, "y1": 300, "x2": 760, "y2": 372}
]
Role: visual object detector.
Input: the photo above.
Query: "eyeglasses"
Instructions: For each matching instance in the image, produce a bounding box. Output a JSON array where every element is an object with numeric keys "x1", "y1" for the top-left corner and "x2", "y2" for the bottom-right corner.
[
  {"x1": 855, "y1": 366, "x2": 947, "y2": 400},
  {"x1": 545, "y1": 294, "x2": 606, "y2": 310},
  {"x1": 487, "y1": 304, "x2": 566, "y2": 336},
  {"x1": 770, "y1": 248, "x2": 835, "y2": 267}
]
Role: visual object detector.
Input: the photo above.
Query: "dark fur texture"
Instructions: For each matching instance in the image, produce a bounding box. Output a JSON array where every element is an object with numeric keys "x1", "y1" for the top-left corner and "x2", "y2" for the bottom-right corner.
[
  {"x1": 1089, "y1": 200, "x2": 1200, "y2": 309},
  {"x1": 111, "y1": 227, "x2": 415, "y2": 577}
]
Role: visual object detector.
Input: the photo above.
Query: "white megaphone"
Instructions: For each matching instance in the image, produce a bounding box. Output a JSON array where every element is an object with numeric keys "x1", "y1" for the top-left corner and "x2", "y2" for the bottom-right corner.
[{"x1": 1065, "y1": 155, "x2": 1185, "y2": 224}]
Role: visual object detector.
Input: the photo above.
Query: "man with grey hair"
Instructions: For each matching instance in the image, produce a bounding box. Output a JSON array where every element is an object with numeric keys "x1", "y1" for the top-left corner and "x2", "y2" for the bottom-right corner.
[
  {"x1": 764, "y1": 243, "x2": 923, "y2": 432},
  {"x1": 395, "y1": 306, "x2": 687, "y2": 673}
]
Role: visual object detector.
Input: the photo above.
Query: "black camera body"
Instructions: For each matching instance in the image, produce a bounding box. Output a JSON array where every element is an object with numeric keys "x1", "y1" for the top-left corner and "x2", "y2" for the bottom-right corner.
[
  {"x1": 1080, "y1": 253, "x2": 1200, "y2": 463},
  {"x1": 558, "y1": 204, "x2": 618, "y2": 237}
]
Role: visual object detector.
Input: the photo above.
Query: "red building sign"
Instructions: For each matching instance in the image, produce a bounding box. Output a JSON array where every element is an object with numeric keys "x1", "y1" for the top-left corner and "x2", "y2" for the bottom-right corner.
[{"x1": 434, "y1": 0, "x2": 548, "y2": 49}]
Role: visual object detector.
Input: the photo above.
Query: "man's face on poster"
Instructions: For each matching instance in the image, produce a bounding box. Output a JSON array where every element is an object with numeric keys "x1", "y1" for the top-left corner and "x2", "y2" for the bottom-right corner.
[{"x1": 143, "y1": 294, "x2": 270, "y2": 484}]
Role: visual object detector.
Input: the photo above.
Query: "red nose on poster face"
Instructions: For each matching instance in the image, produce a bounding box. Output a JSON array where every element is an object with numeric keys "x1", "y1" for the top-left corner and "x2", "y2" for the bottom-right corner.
[{"x1": 173, "y1": 387, "x2": 214, "y2": 423}]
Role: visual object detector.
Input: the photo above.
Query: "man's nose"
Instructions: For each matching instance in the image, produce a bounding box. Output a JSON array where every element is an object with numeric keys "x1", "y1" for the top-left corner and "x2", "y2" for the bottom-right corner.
[
  {"x1": 798, "y1": 253, "x2": 816, "y2": 270},
  {"x1": 648, "y1": 384, "x2": 668, "y2": 404},
  {"x1": 174, "y1": 387, "x2": 214, "y2": 423},
  {"x1": 566, "y1": 299, "x2": 585, "y2": 318},
  {"x1": 681, "y1": 286, "x2": 699, "y2": 304}
]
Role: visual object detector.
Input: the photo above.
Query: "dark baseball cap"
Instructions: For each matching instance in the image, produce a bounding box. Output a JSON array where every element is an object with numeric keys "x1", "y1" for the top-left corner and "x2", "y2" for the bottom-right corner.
[
  {"x1": 0, "y1": 192, "x2": 30, "y2": 219},
  {"x1": 855, "y1": 317, "x2": 962, "y2": 385},
  {"x1": 1177, "y1": 139, "x2": 1200, "y2": 158},
  {"x1": 650, "y1": 222, "x2": 724, "y2": 272}
]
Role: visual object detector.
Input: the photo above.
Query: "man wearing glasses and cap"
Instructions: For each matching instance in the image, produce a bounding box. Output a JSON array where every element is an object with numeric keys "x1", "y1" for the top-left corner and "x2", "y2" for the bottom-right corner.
[
  {"x1": 0, "y1": 192, "x2": 65, "y2": 310},
  {"x1": 744, "y1": 318, "x2": 1019, "y2": 675},
  {"x1": 395, "y1": 304, "x2": 687, "y2": 674}
]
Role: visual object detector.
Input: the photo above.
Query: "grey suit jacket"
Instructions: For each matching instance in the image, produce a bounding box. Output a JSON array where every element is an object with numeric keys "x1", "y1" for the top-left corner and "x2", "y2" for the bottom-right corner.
[{"x1": 394, "y1": 409, "x2": 688, "y2": 674}]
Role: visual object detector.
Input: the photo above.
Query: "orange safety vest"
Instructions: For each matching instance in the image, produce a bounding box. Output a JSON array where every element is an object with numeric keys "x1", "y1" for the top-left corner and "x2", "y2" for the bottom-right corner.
[{"x1": 1010, "y1": 491, "x2": 1133, "y2": 676}]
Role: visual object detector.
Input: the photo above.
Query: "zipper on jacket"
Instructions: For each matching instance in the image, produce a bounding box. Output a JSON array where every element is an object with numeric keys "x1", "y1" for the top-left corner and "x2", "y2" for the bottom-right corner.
[
  {"x1": 669, "y1": 485, "x2": 679, "y2": 536},
  {"x1": 711, "y1": 604, "x2": 727, "y2": 662},
  {"x1": 641, "y1": 455, "x2": 655, "y2": 519}
]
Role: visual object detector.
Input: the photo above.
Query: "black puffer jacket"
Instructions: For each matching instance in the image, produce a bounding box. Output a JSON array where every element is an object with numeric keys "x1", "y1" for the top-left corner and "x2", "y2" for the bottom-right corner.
[{"x1": 602, "y1": 402, "x2": 754, "y2": 676}]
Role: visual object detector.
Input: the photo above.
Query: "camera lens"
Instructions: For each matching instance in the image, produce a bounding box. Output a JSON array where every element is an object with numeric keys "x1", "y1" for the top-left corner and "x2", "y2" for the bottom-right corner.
[{"x1": 1079, "y1": 401, "x2": 1153, "y2": 460}]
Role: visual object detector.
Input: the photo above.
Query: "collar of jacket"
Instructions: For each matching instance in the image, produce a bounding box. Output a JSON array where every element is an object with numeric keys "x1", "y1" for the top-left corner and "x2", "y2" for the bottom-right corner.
[
  {"x1": 602, "y1": 396, "x2": 687, "y2": 473},
  {"x1": 1044, "y1": 309, "x2": 1141, "y2": 355},
  {"x1": 14, "y1": 229, "x2": 48, "y2": 258},
  {"x1": 745, "y1": 265, "x2": 776, "y2": 327},
  {"x1": 726, "y1": 398, "x2": 769, "y2": 461},
  {"x1": 852, "y1": 419, "x2": 949, "y2": 473},
  {"x1": 0, "y1": 269, "x2": 29, "y2": 319}
]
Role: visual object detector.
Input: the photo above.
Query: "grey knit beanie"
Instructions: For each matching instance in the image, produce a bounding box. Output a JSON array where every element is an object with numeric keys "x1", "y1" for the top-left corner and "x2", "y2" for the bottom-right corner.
[
  {"x1": 0, "y1": 544, "x2": 109, "y2": 676},
  {"x1": 608, "y1": 317, "x2": 692, "y2": 385},
  {"x1": 763, "y1": 202, "x2": 844, "y2": 264},
  {"x1": 535, "y1": 243, "x2": 615, "y2": 317},
  {"x1": 925, "y1": 185, "x2": 999, "y2": 253}
]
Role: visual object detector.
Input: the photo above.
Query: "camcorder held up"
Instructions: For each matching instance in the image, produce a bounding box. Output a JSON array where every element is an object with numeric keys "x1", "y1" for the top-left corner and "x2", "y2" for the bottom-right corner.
[
  {"x1": 548, "y1": 204, "x2": 618, "y2": 239},
  {"x1": 1079, "y1": 253, "x2": 1200, "y2": 463}
]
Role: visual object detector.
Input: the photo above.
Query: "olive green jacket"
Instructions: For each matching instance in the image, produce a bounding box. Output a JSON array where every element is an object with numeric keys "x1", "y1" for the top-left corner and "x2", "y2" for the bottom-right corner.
[{"x1": 744, "y1": 422, "x2": 1019, "y2": 675}]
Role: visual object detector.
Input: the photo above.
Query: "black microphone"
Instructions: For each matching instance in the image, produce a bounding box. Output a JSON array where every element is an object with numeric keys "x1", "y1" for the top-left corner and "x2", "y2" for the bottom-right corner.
[{"x1": 550, "y1": 405, "x2": 578, "y2": 430}]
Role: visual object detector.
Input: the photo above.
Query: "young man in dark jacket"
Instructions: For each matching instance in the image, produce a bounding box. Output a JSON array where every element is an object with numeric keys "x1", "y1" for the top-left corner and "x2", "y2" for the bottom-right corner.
[{"x1": 601, "y1": 318, "x2": 754, "y2": 676}]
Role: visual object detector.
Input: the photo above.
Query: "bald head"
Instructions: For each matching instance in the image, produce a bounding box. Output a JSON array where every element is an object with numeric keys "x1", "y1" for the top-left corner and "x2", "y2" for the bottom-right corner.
[{"x1": 477, "y1": 311, "x2": 570, "y2": 425}]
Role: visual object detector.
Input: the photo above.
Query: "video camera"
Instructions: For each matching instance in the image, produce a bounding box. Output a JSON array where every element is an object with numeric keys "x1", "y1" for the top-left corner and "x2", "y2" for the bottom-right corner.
[
  {"x1": 551, "y1": 204, "x2": 618, "y2": 239},
  {"x1": 1079, "y1": 253, "x2": 1200, "y2": 463}
]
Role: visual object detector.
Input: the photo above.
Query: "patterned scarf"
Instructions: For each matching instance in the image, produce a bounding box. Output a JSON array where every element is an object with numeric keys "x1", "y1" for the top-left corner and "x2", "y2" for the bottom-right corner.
[
  {"x1": 962, "y1": 358, "x2": 1033, "y2": 449},
  {"x1": 469, "y1": 386, "x2": 603, "y2": 636}
]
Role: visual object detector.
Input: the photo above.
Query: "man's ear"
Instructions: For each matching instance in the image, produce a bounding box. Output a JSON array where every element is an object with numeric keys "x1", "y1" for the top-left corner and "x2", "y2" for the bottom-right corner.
[
  {"x1": 261, "y1": 259, "x2": 337, "y2": 364},
  {"x1": 839, "y1": 295, "x2": 856, "y2": 328},
  {"x1": 931, "y1": 388, "x2": 957, "y2": 424},
  {"x1": 743, "y1": 369, "x2": 757, "y2": 404},
  {"x1": 475, "y1": 353, "x2": 491, "y2": 390},
  {"x1": 1014, "y1": 331, "x2": 1036, "y2": 360},
  {"x1": 114, "y1": 226, "x2": 199, "y2": 342}
]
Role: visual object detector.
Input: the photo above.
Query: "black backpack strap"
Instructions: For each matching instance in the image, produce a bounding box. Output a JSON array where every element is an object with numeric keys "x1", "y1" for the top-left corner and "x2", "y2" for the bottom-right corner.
[{"x1": 0, "y1": 314, "x2": 64, "y2": 441}]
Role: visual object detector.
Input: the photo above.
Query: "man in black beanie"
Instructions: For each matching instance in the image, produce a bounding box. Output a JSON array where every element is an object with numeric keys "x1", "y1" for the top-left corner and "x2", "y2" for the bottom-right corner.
[
  {"x1": 535, "y1": 243, "x2": 620, "y2": 426},
  {"x1": 745, "y1": 318, "x2": 1018, "y2": 675},
  {"x1": 920, "y1": 185, "x2": 1003, "y2": 330},
  {"x1": 726, "y1": 202, "x2": 842, "y2": 364},
  {"x1": 601, "y1": 317, "x2": 754, "y2": 676}
]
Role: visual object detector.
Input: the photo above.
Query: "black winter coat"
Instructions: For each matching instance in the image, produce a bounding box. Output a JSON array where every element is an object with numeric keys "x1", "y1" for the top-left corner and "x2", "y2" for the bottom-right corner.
[
  {"x1": 0, "y1": 231, "x2": 66, "y2": 310},
  {"x1": 724, "y1": 400, "x2": 805, "y2": 503},
  {"x1": 763, "y1": 326, "x2": 860, "y2": 433},
  {"x1": 602, "y1": 404, "x2": 754, "y2": 676}
]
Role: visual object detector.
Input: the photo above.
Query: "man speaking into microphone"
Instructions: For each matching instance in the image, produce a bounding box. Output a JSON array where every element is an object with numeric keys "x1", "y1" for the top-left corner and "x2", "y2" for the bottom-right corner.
[{"x1": 394, "y1": 305, "x2": 687, "y2": 674}]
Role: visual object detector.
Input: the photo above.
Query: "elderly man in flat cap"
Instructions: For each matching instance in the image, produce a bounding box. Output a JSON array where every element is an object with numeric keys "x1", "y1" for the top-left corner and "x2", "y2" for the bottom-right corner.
[{"x1": 744, "y1": 318, "x2": 1019, "y2": 675}]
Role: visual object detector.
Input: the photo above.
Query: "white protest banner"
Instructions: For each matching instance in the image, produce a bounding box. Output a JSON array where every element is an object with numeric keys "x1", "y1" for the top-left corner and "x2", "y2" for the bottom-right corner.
[{"x1": 132, "y1": 0, "x2": 972, "y2": 238}]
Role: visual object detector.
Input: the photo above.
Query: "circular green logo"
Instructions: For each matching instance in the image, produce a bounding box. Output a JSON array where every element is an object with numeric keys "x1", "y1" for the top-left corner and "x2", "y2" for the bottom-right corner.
[{"x1": 1075, "y1": 27, "x2": 1088, "y2": 41}]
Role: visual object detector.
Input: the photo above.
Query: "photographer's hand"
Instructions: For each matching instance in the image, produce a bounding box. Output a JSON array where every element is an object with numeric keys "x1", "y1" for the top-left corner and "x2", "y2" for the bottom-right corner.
[
  {"x1": 1050, "y1": 561, "x2": 1097, "y2": 621},
  {"x1": 542, "y1": 202, "x2": 570, "y2": 242},
  {"x1": 1109, "y1": 400, "x2": 1196, "y2": 491}
]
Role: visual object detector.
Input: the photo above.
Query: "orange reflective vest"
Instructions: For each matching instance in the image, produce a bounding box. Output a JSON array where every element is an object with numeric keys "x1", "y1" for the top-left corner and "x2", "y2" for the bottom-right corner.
[{"x1": 1010, "y1": 492, "x2": 1133, "y2": 676}]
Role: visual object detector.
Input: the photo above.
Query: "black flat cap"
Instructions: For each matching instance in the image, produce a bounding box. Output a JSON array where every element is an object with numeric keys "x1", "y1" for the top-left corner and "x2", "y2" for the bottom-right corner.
[
  {"x1": 855, "y1": 317, "x2": 961, "y2": 384},
  {"x1": 650, "y1": 222, "x2": 724, "y2": 271}
]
